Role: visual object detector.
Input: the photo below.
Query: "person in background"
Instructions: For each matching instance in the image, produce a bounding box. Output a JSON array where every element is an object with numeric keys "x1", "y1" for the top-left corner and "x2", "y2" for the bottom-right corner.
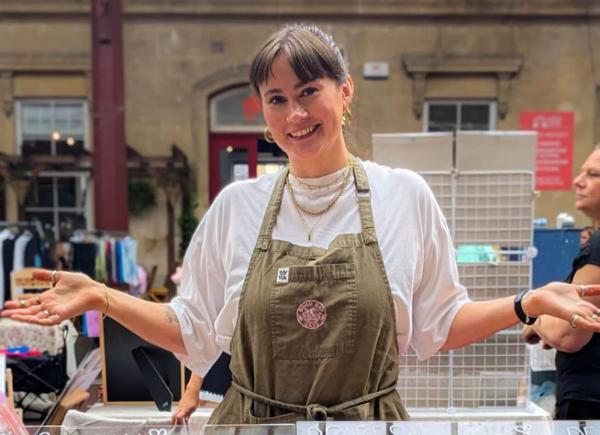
[
  {"x1": 580, "y1": 226, "x2": 594, "y2": 246},
  {"x1": 5, "y1": 25, "x2": 600, "y2": 424},
  {"x1": 524, "y1": 147, "x2": 600, "y2": 419}
]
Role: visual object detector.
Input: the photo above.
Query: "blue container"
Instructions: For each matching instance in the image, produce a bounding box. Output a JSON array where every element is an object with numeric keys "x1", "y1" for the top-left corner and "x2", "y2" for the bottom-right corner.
[{"x1": 532, "y1": 228, "x2": 581, "y2": 288}]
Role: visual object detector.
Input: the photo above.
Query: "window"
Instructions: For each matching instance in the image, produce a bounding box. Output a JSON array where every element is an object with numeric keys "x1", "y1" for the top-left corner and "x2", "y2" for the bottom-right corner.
[
  {"x1": 424, "y1": 101, "x2": 496, "y2": 132},
  {"x1": 210, "y1": 85, "x2": 266, "y2": 132},
  {"x1": 16, "y1": 100, "x2": 89, "y2": 241}
]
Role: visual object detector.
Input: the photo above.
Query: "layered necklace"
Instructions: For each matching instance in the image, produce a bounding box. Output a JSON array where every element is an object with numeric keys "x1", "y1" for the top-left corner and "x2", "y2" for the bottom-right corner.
[{"x1": 286, "y1": 156, "x2": 353, "y2": 243}]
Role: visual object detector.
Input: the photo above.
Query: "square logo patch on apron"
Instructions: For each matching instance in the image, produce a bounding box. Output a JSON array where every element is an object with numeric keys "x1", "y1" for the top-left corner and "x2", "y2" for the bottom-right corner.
[{"x1": 276, "y1": 267, "x2": 289, "y2": 283}]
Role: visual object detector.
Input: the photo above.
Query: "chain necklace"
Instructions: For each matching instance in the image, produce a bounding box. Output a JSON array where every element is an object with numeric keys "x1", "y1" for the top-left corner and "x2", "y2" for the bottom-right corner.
[
  {"x1": 291, "y1": 168, "x2": 348, "y2": 191},
  {"x1": 287, "y1": 161, "x2": 353, "y2": 217},
  {"x1": 286, "y1": 157, "x2": 353, "y2": 242},
  {"x1": 290, "y1": 204, "x2": 326, "y2": 243}
]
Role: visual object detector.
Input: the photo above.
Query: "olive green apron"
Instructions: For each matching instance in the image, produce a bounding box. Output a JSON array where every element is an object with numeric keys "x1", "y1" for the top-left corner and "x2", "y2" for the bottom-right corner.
[{"x1": 208, "y1": 157, "x2": 409, "y2": 424}]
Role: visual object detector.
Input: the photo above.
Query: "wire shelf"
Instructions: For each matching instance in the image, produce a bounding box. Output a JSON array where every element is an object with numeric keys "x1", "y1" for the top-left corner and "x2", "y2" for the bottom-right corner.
[{"x1": 398, "y1": 171, "x2": 535, "y2": 410}]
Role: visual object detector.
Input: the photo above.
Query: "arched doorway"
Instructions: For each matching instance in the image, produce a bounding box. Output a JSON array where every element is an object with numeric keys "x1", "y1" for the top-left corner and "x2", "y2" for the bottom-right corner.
[{"x1": 209, "y1": 85, "x2": 287, "y2": 201}]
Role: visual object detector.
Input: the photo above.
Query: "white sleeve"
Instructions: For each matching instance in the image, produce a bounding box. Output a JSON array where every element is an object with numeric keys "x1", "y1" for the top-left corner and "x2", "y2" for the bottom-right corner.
[
  {"x1": 169, "y1": 204, "x2": 226, "y2": 377},
  {"x1": 410, "y1": 179, "x2": 470, "y2": 360}
]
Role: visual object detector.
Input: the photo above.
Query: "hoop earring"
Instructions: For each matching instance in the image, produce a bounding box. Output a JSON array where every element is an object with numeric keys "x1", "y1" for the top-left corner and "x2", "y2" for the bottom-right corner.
[
  {"x1": 264, "y1": 127, "x2": 275, "y2": 143},
  {"x1": 341, "y1": 108, "x2": 352, "y2": 127}
]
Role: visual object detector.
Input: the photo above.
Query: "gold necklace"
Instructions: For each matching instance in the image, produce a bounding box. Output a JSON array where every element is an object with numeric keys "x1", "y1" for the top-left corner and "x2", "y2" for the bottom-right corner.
[
  {"x1": 291, "y1": 168, "x2": 348, "y2": 191},
  {"x1": 286, "y1": 161, "x2": 352, "y2": 217},
  {"x1": 290, "y1": 203, "x2": 326, "y2": 243}
]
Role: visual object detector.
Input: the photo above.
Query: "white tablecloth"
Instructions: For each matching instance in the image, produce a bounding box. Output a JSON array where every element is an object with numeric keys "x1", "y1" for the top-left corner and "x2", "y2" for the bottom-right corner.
[
  {"x1": 62, "y1": 404, "x2": 213, "y2": 434},
  {"x1": 0, "y1": 318, "x2": 78, "y2": 376}
]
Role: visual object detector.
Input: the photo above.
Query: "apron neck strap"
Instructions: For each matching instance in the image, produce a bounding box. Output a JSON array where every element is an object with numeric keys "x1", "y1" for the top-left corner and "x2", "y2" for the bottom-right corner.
[
  {"x1": 351, "y1": 156, "x2": 378, "y2": 244},
  {"x1": 256, "y1": 156, "x2": 378, "y2": 250},
  {"x1": 255, "y1": 166, "x2": 288, "y2": 250}
]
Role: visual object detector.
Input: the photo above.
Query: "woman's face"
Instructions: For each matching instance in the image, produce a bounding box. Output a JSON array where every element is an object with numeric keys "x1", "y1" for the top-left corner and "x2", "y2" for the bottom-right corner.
[
  {"x1": 258, "y1": 55, "x2": 353, "y2": 176},
  {"x1": 580, "y1": 229, "x2": 592, "y2": 245},
  {"x1": 573, "y1": 149, "x2": 600, "y2": 219}
]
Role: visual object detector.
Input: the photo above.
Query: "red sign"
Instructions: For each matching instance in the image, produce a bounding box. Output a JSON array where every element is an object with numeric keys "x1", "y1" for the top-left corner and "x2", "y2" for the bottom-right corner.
[{"x1": 520, "y1": 111, "x2": 574, "y2": 190}]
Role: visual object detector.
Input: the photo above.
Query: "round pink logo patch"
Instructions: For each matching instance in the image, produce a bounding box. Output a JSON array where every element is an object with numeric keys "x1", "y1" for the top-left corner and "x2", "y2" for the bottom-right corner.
[{"x1": 296, "y1": 300, "x2": 327, "y2": 330}]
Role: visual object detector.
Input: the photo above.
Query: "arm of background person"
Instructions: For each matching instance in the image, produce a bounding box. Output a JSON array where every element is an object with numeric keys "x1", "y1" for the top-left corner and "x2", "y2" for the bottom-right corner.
[{"x1": 531, "y1": 264, "x2": 600, "y2": 352}]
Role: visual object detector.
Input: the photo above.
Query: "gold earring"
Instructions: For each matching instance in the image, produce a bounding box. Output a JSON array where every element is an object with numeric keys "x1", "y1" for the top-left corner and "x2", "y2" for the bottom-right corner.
[
  {"x1": 264, "y1": 127, "x2": 275, "y2": 143},
  {"x1": 341, "y1": 108, "x2": 352, "y2": 127}
]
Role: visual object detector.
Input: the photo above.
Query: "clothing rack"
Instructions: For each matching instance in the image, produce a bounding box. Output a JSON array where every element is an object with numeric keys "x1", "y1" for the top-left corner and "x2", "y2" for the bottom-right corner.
[
  {"x1": 69, "y1": 228, "x2": 130, "y2": 242},
  {"x1": 0, "y1": 221, "x2": 44, "y2": 240}
]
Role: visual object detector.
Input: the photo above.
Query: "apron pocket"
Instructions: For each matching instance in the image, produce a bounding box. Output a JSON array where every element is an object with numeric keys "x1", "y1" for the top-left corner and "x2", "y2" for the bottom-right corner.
[{"x1": 271, "y1": 263, "x2": 357, "y2": 360}]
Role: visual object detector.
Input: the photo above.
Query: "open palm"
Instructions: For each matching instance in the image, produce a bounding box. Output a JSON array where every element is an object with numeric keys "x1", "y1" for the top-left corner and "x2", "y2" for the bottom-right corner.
[{"x1": 2, "y1": 270, "x2": 103, "y2": 326}]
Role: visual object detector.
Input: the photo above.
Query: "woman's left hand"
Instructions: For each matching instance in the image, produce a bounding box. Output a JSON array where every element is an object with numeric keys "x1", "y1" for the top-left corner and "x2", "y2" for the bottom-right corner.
[{"x1": 528, "y1": 282, "x2": 600, "y2": 331}]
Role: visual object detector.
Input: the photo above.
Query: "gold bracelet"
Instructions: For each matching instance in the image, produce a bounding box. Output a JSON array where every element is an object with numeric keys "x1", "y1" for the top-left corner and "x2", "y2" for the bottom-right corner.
[{"x1": 102, "y1": 283, "x2": 110, "y2": 317}]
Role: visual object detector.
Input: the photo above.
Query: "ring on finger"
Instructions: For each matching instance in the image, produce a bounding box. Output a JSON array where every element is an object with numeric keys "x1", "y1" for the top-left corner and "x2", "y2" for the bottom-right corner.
[
  {"x1": 51, "y1": 270, "x2": 57, "y2": 286},
  {"x1": 42, "y1": 309, "x2": 50, "y2": 318},
  {"x1": 578, "y1": 284, "x2": 588, "y2": 297},
  {"x1": 19, "y1": 300, "x2": 26, "y2": 308},
  {"x1": 570, "y1": 313, "x2": 580, "y2": 328}
]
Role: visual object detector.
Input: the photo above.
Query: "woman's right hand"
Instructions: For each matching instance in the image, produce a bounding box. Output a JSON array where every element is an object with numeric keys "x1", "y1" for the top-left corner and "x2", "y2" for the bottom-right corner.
[
  {"x1": 1, "y1": 269, "x2": 106, "y2": 325},
  {"x1": 171, "y1": 387, "x2": 200, "y2": 425}
]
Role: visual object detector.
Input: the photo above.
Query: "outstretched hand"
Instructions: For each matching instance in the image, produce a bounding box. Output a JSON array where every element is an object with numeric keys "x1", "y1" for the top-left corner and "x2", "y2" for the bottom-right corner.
[
  {"x1": 530, "y1": 282, "x2": 600, "y2": 332},
  {"x1": 1, "y1": 269, "x2": 104, "y2": 326}
]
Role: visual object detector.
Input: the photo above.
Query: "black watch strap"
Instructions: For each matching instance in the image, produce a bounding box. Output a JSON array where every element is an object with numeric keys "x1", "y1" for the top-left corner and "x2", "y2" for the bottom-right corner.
[{"x1": 514, "y1": 289, "x2": 537, "y2": 325}]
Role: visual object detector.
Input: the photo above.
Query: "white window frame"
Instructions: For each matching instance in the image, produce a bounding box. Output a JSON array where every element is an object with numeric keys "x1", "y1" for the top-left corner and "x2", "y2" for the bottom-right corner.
[
  {"x1": 423, "y1": 100, "x2": 497, "y2": 132},
  {"x1": 15, "y1": 99, "x2": 91, "y2": 239},
  {"x1": 15, "y1": 99, "x2": 90, "y2": 155}
]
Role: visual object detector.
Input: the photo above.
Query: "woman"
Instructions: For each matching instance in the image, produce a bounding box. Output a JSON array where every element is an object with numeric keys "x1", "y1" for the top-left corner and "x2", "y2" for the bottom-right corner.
[
  {"x1": 580, "y1": 226, "x2": 594, "y2": 246},
  {"x1": 4, "y1": 25, "x2": 600, "y2": 424},
  {"x1": 524, "y1": 148, "x2": 600, "y2": 419}
]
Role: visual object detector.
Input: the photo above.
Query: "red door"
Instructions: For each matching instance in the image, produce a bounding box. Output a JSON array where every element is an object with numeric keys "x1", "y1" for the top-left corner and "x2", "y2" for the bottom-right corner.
[{"x1": 209, "y1": 133, "x2": 261, "y2": 202}]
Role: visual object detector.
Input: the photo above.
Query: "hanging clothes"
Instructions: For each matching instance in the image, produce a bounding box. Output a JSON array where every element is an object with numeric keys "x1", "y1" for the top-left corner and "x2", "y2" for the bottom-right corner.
[
  {"x1": 2, "y1": 232, "x2": 16, "y2": 304},
  {"x1": 71, "y1": 242, "x2": 98, "y2": 279},
  {"x1": 68, "y1": 234, "x2": 138, "y2": 286},
  {"x1": 12, "y1": 230, "x2": 33, "y2": 272},
  {"x1": 0, "y1": 229, "x2": 13, "y2": 306}
]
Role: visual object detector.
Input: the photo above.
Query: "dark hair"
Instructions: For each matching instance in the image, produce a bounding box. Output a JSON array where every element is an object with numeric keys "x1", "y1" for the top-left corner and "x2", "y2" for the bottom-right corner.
[{"x1": 249, "y1": 24, "x2": 348, "y2": 95}]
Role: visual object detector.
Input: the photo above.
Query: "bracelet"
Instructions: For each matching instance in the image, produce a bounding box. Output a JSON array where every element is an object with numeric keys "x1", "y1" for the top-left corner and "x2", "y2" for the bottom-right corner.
[
  {"x1": 514, "y1": 289, "x2": 537, "y2": 325},
  {"x1": 101, "y1": 283, "x2": 110, "y2": 317}
]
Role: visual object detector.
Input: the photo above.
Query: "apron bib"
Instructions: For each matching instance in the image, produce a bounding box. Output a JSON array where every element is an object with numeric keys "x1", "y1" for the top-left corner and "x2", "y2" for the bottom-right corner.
[{"x1": 209, "y1": 157, "x2": 409, "y2": 424}]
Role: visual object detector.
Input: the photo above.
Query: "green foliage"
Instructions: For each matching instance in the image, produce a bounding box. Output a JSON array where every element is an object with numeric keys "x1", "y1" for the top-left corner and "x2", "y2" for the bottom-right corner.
[
  {"x1": 128, "y1": 178, "x2": 157, "y2": 216},
  {"x1": 178, "y1": 170, "x2": 199, "y2": 259}
]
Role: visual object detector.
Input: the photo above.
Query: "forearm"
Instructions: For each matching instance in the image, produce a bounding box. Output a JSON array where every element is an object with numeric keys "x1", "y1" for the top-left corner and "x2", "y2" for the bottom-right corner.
[
  {"x1": 186, "y1": 373, "x2": 203, "y2": 393},
  {"x1": 102, "y1": 287, "x2": 187, "y2": 355},
  {"x1": 442, "y1": 297, "x2": 517, "y2": 350}
]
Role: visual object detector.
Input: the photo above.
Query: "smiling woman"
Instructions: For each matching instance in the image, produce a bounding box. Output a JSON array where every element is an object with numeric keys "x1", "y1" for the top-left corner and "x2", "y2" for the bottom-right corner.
[
  {"x1": 5, "y1": 24, "x2": 600, "y2": 426},
  {"x1": 251, "y1": 25, "x2": 353, "y2": 178}
]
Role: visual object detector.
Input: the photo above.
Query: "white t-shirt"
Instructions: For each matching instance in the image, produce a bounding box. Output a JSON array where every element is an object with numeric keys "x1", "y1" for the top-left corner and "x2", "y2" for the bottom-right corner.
[{"x1": 170, "y1": 159, "x2": 469, "y2": 376}]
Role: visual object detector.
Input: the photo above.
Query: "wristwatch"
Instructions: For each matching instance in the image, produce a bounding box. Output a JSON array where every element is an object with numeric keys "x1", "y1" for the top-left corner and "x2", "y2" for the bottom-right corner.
[{"x1": 514, "y1": 289, "x2": 537, "y2": 325}]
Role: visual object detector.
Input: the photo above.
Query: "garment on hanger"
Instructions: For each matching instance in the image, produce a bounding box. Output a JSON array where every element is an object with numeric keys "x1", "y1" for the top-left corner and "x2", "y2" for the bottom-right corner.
[
  {"x1": 2, "y1": 232, "x2": 16, "y2": 304},
  {"x1": 13, "y1": 230, "x2": 33, "y2": 272},
  {"x1": 0, "y1": 229, "x2": 13, "y2": 306},
  {"x1": 71, "y1": 242, "x2": 97, "y2": 279}
]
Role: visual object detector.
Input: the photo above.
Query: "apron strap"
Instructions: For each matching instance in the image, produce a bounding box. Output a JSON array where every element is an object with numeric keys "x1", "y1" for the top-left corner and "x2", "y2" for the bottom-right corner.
[
  {"x1": 255, "y1": 155, "x2": 378, "y2": 250},
  {"x1": 231, "y1": 381, "x2": 397, "y2": 421},
  {"x1": 255, "y1": 167, "x2": 289, "y2": 251},
  {"x1": 351, "y1": 156, "x2": 378, "y2": 244}
]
